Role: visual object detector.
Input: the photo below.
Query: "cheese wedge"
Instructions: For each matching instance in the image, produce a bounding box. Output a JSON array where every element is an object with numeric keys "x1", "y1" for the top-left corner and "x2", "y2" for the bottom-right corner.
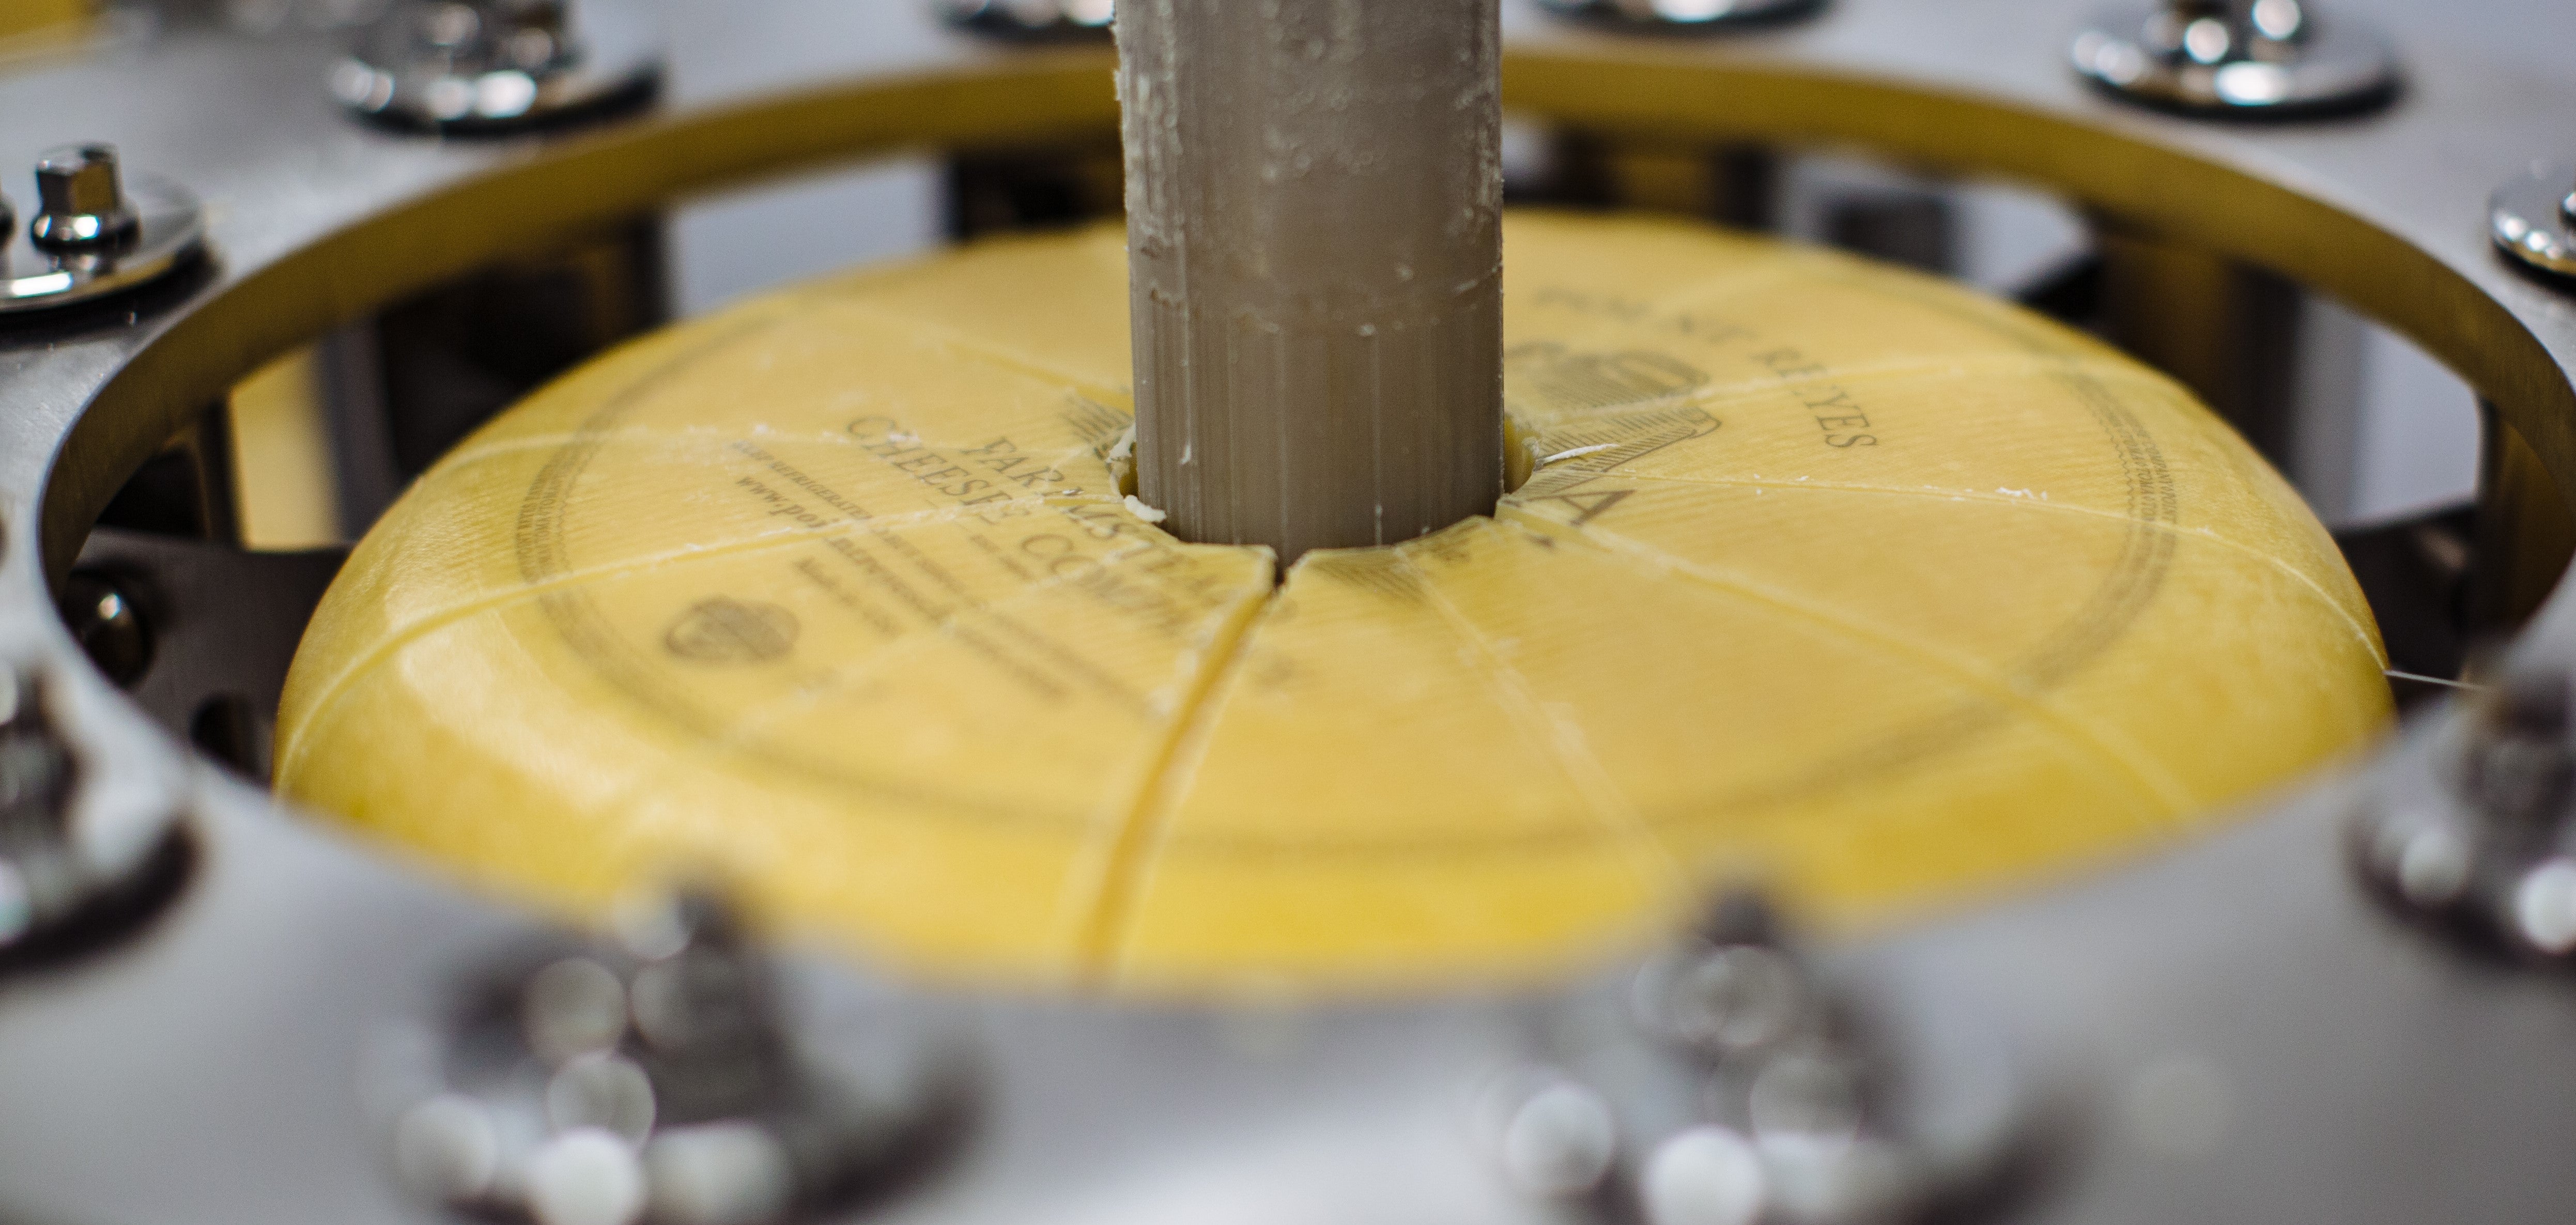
[{"x1": 277, "y1": 213, "x2": 2390, "y2": 996}]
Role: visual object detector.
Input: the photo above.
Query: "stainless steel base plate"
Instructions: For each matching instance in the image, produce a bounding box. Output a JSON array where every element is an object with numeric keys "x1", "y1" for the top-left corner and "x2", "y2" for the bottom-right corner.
[
  {"x1": 2492, "y1": 164, "x2": 2576, "y2": 282},
  {"x1": 0, "y1": 174, "x2": 204, "y2": 317},
  {"x1": 2071, "y1": 3, "x2": 2399, "y2": 117}
]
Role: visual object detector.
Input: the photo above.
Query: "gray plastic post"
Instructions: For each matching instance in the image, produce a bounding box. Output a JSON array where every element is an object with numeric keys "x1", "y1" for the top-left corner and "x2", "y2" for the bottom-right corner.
[{"x1": 1119, "y1": 0, "x2": 1504, "y2": 566}]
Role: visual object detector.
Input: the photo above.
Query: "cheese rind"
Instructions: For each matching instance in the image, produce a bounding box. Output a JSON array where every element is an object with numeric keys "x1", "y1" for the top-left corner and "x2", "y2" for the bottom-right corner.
[{"x1": 278, "y1": 214, "x2": 2390, "y2": 995}]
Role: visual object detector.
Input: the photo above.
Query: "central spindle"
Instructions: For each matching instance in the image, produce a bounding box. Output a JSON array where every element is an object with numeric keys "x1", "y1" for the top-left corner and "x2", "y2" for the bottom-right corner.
[{"x1": 1119, "y1": 0, "x2": 1505, "y2": 565}]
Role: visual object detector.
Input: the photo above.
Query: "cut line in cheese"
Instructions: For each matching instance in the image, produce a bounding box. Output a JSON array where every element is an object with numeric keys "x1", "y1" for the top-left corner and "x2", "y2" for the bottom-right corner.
[{"x1": 276, "y1": 213, "x2": 2392, "y2": 997}]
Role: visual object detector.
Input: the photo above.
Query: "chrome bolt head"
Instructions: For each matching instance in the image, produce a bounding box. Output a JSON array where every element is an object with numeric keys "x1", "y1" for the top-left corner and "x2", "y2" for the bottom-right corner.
[
  {"x1": 29, "y1": 145, "x2": 138, "y2": 253},
  {"x1": 2493, "y1": 163, "x2": 2576, "y2": 283},
  {"x1": 2072, "y1": 1, "x2": 2397, "y2": 117},
  {"x1": 0, "y1": 662, "x2": 187, "y2": 968},
  {"x1": 60, "y1": 570, "x2": 151, "y2": 690},
  {"x1": 1640, "y1": 1126, "x2": 1767, "y2": 1225},
  {"x1": 1534, "y1": 0, "x2": 1826, "y2": 30},
  {"x1": 337, "y1": 0, "x2": 661, "y2": 133},
  {"x1": 938, "y1": 0, "x2": 1116, "y2": 39},
  {"x1": 385, "y1": 889, "x2": 967, "y2": 1224},
  {"x1": 1635, "y1": 942, "x2": 1811, "y2": 1056},
  {"x1": 2247, "y1": 0, "x2": 2308, "y2": 41},
  {"x1": 477, "y1": 0, "x2": 571, "y2": 71},
  {"x1": 1, "y1": 152, "x2": 206, "y2": 317},
  {"x1": 2348, "y1": 662, "x2": 2576, "y2": 957},
  {"x1": 2459, "y1": 667, "x2": 2576, "y2": 825},
  {"x1": 1490, "y1": 1074, "x2": 1618, "y2": 1198},
  {"x1": 420, "y1": 1, "x2": 480, "y2": 47}
]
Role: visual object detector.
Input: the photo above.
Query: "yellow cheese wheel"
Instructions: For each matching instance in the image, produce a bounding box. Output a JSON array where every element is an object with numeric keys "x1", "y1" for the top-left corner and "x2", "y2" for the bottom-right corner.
[
  {"x1": 0, "y1": 0, "x2": 88, "y2": 43},
  {"x1": 276, "y1": 213, "x2": 2390, "y2": 996}
]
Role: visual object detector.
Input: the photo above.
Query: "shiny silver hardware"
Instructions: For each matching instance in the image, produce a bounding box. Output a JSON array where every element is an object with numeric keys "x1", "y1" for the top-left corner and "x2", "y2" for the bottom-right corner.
[
  {"x1": 0, "y1": 665, "x2": 186, "y2": 968},
  {"x1": 2492, "y1": 163, "x2": 2576, "y2": 283},
  {"x1": 1502, "y1": 895, "x2": 2027, "y2": 1224},
  {"x1": 29, "y1": 145, "x2": 138, "y2": 253},
  {"x1": 1533, "y1": 0, "x2": 1825, "y2": 30},
  {"x1": 332, "y1": 0, "x2": 664, "y2": 133},
  {"x1": 380, "y1": 891, "x2": 967, "y2": 1225},
  {"x1": 0, "y1": 145, "x2": 204, "y2": 317},
  {"x1": 2355, "y1": 666, "x2": 2576, "y2": 956},
  {"x1": 2071, "y1": 0, "x2": 2399, "y2": 116},
  {"x1": 936, "y1": 0, "x2": 1115, "y2": 39}
]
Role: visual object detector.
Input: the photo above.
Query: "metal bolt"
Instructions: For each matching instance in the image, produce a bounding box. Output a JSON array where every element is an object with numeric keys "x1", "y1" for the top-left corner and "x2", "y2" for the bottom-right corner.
[
  {"x1": 1633, "y1": 891, "x2": 1811, "y2": 1056},
  {"x1": 1636, "y1": 943, "x2": 1811, "y2": 1056},
  {"x1": 526, "y1": 1126, "x2": 648, "y2": 1225},
  {"x1": 0, "y1": 670, "x2": 85, "y2": 959},
  {"x1": 0, "y1": 671, "x2": 77, "y2": 875},
  {"x1": 2459, "y1": 668, "x2": 2575, "y2": 827},
  {"x1": 643, "y1": 1122, "x2": 795, "y2": 1225},
  {"x1": 338, "y1": 0, "x2": 661, "y2": 133},
  {"x1": 2, "y1": 149, "x2": 205, "y2": 318},
  {"x1": 1745, "y1": 1048, "x2": 1867, "y2": 1143},
  {"x1": 1535, "y1": 0, "x2": 1825, "y2": 30},
  {"x1": 1548, "y1": 890, "x2": 2027, "y2": 1225},
  {"x1": 2511, "y1": 857, "x2": 2576, "y2": 954},
  {"x1": 2072, "y1": 0, "x2": 2396, "y2": 116},
  {"x1": 1492, "y1": 1075, "x2": 1617, "y2": 1198},
  {"x1": 420, "y1": 1, "x2": 480, "y2": 46},
  {"x1": 938, "y1": 0, "x2": 1115, "y2": 39},
  {"x1": 29, "y1": 145, "x2": 139, "y2": 253},
  {"x1": 1640, "y1": 1126, "x2": 1767, "y2": 1225},
  {"x1": 2248, "y1": 0, "x2": 2306, "y2": 40},
  {"x1": 390, "y1": 889, "x2": 964, "y2": 1224},
  {"x1": 2147, "y1": 0, "x2": 2305, "y2": 53},
  {"x1": 2349, "y1": 662, "x2": 2576, "y2": 955},
  {"x1": 60, "y1": 570, "x2": 151, "y2": 691},
  {"x1": 2492, "y1": 163, "x2": 2576, "y2": 283},
  {"x1": 502, "y1": 0, "x2": 570, "y2": 70},
  {"x1": 0, "y1": 661, "x2": 188, "y2": 966}
]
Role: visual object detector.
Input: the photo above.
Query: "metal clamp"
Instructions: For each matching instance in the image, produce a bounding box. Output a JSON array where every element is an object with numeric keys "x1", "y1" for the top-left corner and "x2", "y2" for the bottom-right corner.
[
  {"x1": 935, "y1": 0, "x2": 1115, "y2": 40},
  {"x1": 2071, "y1": 0, "x2": 2399, "y2": 117},
  {"x1": 2492, "y1": 163, "x2": 2576, "y2": 283},
  {"x1": 1487, "y1": 895, "x2": 2027, "y2": 1224},
  {"x1": 1534, "y1": 0, "x2": 1826, "y2": 32},
  {"x1": 379, "y1": 892, "x2": 968, "y2": 1225},
  {"x1": 0, "y1": 145, "x2": 205, "y2": 318},
  {"x1": 333, "y1": 0, "x2": 664, "y2": 133}
]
